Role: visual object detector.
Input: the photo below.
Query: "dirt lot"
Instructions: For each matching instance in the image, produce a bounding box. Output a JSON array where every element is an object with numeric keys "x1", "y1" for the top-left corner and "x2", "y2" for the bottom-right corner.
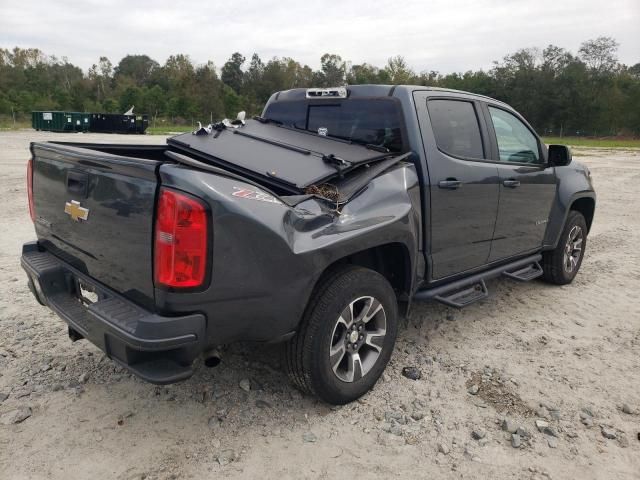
[{"x1": 0, "y1": 130, "x2": 639, "y2": 480}]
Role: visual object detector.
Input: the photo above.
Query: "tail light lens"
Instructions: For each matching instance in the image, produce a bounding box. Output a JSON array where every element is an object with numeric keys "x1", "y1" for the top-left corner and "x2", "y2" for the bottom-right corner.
[
  {"x1": 154, "y1": 188, "x2": 208, "y2": 288},
  {"x1": 27, "y1": 158, "x2": 35, "y2": 222}
]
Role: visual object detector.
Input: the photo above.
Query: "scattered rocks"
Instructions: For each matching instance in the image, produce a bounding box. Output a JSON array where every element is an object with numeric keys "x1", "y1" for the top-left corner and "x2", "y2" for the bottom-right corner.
[
  {"x1": 215, "y1": 449, "x2": 237, "y2": 466},
  {"x1": 255, "y1": 399, "x2": 272, "y2": 409},
  {"x1": 302, "y1": 432, "x2": 317, "y2": 443},
  {"x1": 238, "y1": 378, "x2": 251, "y2": 392},
  {"x1": 384, "y1": 410, "x2": 404, "y2": 423},
  {"x1": 471, "y1": 428, "x2": 486, "y2": 440},
  {"x1": 465, "y1": 370, "x2": 533, "y2": 416},
  {"x1": 381, "y1": 423, "x2": 404, "y2": 436},
  {"x1": 534, "y1": 419, "x2": 558, "y2": 437},
  {"x1": 621, "y1": 403, "x2": 633, "y2": 415},
  {"x1": 78, "y1": 372, "x2": 89, "y2": 384},
  {"x1": 547, "y1": 437, "x2": 558, "y2": 448},
  {"x1": 0, "y1": 407, "x2": 32, "y2": 425},
  {"x1": 401, "y1": 366, "x2": 421, "y2": 381},
  {"x1": 536, "y1": 406, "x2": 549, "y2": 419},
  {"x1": 535, "y1": 419, "x2": 550, "y2": 432},
  {"x1": 601, "y1": 426, "x2": 617, "y2": 440},
  {"x1": 502, "y1": 418, "x2": 518, "y2": 434},
  {"x1": 438, "y1": 442, "x2": 450, "y2": 455},
  {"x1": 580, "y1": 411, "x2": 594, "y2": 427},
  {"x1": 0, "y1": 392, "x2": 8, "y2": 403},
  {"x1": 410, "y1": 410, "x2": 425, "y2": 421},
  {"x1": 511, "y1": 433, "x2": 521, "y2": 448},
  {"x1": 618, "y1": 434, "x2": 630, "y2": 448}
]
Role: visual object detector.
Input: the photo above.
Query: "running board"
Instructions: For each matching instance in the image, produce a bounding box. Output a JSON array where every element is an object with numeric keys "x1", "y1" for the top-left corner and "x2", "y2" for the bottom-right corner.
[
  {"x1": 433, "y1": 280, "x2": 488, "y2": 308},
  {"x1": 502, "y1": 261, "x2": 543, "y2": 282},
  {"x1": 413, "y1": 254, "x2": 542, "y2": 309}
]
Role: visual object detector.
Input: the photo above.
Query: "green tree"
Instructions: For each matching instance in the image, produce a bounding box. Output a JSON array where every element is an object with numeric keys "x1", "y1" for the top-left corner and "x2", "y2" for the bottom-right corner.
[
  {"x1": 114, "y1": 55, "x2": 159, "y2": 85},
  {"x1": 221, "y1": 52, "x2": 245, "y2": 93},
  {"x1": 316, "y1": 54, "x2": 345, "y2": 86}
]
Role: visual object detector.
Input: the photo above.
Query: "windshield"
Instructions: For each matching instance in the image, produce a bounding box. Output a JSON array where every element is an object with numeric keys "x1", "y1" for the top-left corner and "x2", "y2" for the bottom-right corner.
[{"x1": 263, "y1": 98, "x2": 405, "y2": 152}]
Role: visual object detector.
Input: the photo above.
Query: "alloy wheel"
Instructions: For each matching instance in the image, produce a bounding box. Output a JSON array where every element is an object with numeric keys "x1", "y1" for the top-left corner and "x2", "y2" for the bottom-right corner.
[
  {"x1": 329, "y1": 296, "x2": 387, "y2": 383},
  {"x1": 563, "y1": 225, "x2": 584, "y2": 273}
]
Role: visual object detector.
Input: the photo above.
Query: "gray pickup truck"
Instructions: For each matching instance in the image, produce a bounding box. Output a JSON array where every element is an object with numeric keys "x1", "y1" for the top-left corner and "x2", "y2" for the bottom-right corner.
[{"x1": 21, "y1": 85, "x2": 595, "y2": 404}]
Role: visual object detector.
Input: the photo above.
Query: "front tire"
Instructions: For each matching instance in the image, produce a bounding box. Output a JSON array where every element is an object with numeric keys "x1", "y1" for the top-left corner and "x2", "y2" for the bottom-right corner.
[
  {"x1": 542, "y1": 210, "x2": 588, "y2": 285},
  {"x1": 285, "y1": 266, "x2": 398, "y2": 404}
]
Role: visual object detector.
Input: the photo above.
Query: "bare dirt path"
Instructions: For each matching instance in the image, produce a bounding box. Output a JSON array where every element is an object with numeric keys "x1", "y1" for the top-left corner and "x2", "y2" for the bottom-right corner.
[{"x1": 0, "y1": 131, "x2": 638, "y2": 479}]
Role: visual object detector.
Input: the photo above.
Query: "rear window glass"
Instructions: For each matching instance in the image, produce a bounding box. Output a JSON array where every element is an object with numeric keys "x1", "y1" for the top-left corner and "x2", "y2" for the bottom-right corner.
[
  {"x1": 264, "y1": 99, "x2": 404, "y2": 152},
  {"x1": 427, "y1": 99, "x2": 484, "y2": 159}
]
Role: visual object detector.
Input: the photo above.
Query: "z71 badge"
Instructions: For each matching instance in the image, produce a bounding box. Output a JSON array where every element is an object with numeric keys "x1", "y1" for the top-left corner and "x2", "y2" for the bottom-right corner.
[{"x1": 231, "y1": 187, "x2": 281, "y2": 205}]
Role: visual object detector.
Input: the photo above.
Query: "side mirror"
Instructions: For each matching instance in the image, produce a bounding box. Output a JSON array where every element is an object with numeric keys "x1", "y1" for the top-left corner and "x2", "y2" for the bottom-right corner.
[{"x1": 548, "y1": 144, "x2": 572, "y2": 167}]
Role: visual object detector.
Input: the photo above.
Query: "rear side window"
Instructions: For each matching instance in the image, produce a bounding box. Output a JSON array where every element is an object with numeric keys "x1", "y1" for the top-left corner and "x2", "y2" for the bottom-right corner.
[
  {"x1": 488, "y1": 106, "x2": 541, "y2": 164},
  {"x1": 427, "y1": 99, "x2": 484, "y2": 159}
]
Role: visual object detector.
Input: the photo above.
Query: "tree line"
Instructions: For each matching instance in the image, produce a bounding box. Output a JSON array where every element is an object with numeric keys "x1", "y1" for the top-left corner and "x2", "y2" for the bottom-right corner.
[{"x1": 1, "y1": 36, "x2": 639, "y2": 136}]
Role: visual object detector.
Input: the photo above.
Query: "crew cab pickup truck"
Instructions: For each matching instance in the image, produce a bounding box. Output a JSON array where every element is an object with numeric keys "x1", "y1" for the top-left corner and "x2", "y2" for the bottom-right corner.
[{"x1": 21, "y1": 85, "x2": 596, "y2": 404}]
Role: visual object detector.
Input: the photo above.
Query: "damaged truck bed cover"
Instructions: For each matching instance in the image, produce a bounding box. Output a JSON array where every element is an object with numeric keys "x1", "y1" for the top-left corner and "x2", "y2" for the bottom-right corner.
[{"x1": 167, "y1": 119, "x2": 410, "y2": 200}]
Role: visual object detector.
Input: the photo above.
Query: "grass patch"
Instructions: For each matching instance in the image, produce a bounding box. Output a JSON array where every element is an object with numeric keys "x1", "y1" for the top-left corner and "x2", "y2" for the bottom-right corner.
[
  {"x1": 0, "y1": 120, "x2": 30, "y2": 130},
  {"x1": 146, "y1": 125, "x2": 194, "y2": 135},
  {"x1": 542, "y1": 137, "x2": 640, "y2": 148}
]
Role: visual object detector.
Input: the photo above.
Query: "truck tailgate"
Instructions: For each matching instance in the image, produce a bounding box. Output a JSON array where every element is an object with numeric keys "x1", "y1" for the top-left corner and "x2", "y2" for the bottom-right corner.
[{"x1": 30, "y1": 142, "x2": 160, "y2": 309}]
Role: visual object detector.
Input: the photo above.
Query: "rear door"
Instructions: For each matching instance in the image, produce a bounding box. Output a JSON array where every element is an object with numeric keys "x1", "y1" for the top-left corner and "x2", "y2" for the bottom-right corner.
[
  {"x1": 414, "y1": 92, "x2": 500, "y2": 280},
  {"x1": 481, "y1": 104, "x2": 557, "y2": 261},
  {"x1": 31, "y1": 142, "x2": 161, "y2": 309}
]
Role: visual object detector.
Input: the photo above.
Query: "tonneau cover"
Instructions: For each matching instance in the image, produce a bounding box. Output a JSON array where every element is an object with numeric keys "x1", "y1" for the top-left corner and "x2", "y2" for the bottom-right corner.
[{"x1": 167, "y1": 120, "x2": 396, "y2": 193}]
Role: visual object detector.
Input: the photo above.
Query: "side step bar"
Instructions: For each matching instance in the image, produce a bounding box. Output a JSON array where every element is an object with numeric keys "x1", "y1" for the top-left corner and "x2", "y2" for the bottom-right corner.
[
  {"x1": 502, "y1": 261, "x2": 543, "y2": 282},
  {"x1": 413, "y1": 254, "x2": 542, "y2": 309}
]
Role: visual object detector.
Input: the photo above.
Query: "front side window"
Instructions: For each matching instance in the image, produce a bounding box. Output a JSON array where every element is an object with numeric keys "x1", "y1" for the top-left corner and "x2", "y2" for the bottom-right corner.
[
  {"x1": 488, "y1": 106, "x2": 541, "y2": 164},
  {"x1": 427, "y1": 99, "x2": 484, "y2": 159}
]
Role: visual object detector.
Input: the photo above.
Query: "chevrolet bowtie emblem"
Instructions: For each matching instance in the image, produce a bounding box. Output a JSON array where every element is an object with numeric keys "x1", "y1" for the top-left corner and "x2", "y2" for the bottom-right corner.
[{"x1": 64, "y1": 200, "x2": 89, "y2": 222}]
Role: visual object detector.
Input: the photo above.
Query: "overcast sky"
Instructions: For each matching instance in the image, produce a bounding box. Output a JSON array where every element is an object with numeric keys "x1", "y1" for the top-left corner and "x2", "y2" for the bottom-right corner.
[{"x1": 1, "y1": 0, "x2": 638, "y2": 73}]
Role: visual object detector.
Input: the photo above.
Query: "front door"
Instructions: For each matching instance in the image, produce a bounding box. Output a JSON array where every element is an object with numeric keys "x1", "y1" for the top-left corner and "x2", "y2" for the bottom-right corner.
[
  {"x1": 482, "y1": 104, "x2": 557, "y2": 261},
  {"x1": 414, "y1": 92, "x2": 500, "y2": 280}
]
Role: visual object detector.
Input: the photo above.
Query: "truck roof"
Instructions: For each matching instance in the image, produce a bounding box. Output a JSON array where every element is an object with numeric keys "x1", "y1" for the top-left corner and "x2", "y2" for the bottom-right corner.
[{"x1": 271, "y1": 85, "x2": 510, "y2": 108}]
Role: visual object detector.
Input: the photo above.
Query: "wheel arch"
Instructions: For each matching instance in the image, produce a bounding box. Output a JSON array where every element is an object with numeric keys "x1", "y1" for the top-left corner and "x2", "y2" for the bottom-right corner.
[
  {"x1": 544, "y1": 191, "x2": 596, "y2": 249},
  {"x1": 311, "y1": 242, "x2": 413, "y2": 302},
  {"x1": 570, "y1": 196, "x2": 595, "y2": 232}
]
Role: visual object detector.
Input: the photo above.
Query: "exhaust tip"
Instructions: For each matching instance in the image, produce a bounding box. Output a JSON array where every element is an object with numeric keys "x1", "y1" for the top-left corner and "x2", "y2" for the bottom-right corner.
[
  {"x1": 204, "y1": 356, "x2": 221, "y2": 368},
  {"x1": 203, "y1": 348, "x2": 222, "y2": 368}
]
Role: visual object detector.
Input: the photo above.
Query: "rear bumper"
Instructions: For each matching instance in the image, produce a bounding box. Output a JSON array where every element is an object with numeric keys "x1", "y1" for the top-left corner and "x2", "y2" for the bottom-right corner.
[{"x1": 20, "y1": 242, "x2": 206, "y2": 384}]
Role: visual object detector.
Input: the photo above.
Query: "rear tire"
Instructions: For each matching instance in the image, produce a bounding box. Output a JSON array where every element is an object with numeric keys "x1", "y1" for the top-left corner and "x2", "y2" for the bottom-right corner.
[
  {"x1": 285, "y1": 266, "x2": 398, "y2": 405},
  {"x1": 542, "y1": 210, "x2": 587, "y2": 285}
]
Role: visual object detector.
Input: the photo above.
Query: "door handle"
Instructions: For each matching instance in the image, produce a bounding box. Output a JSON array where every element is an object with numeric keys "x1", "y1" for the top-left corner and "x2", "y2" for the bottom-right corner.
[
  {"x1": 438, "y1": 178, "x2": 461, "y2": 189},
  {"x1": 503, "y1": 179, "x2": 521, "y2": 188}
]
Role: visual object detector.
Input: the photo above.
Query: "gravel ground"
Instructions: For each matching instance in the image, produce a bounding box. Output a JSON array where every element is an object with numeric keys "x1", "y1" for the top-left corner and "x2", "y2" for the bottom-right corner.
[{"x1": 0, "y1": 130, "x2": 639, "y2": 480}]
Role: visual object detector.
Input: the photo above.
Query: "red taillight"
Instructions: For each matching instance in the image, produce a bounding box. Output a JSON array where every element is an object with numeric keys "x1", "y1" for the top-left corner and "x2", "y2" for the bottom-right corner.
[
  {"x1": 154, "y1": 188, "x2": 208, "y2": 288},
  {"x1": 27, "y1": 158, "x2": 35, "y2": 222}
]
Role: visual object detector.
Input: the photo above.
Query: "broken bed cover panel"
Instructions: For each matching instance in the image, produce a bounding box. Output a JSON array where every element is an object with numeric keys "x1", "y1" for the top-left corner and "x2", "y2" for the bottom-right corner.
[{"x1": 166, "y1": 119, "x2": 405, "y2": 195}]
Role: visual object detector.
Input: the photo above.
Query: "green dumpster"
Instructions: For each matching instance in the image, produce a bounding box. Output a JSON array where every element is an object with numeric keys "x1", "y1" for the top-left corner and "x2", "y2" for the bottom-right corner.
[{"x1": 32, "y1": 111, "x2": 91, "y2": 132}]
